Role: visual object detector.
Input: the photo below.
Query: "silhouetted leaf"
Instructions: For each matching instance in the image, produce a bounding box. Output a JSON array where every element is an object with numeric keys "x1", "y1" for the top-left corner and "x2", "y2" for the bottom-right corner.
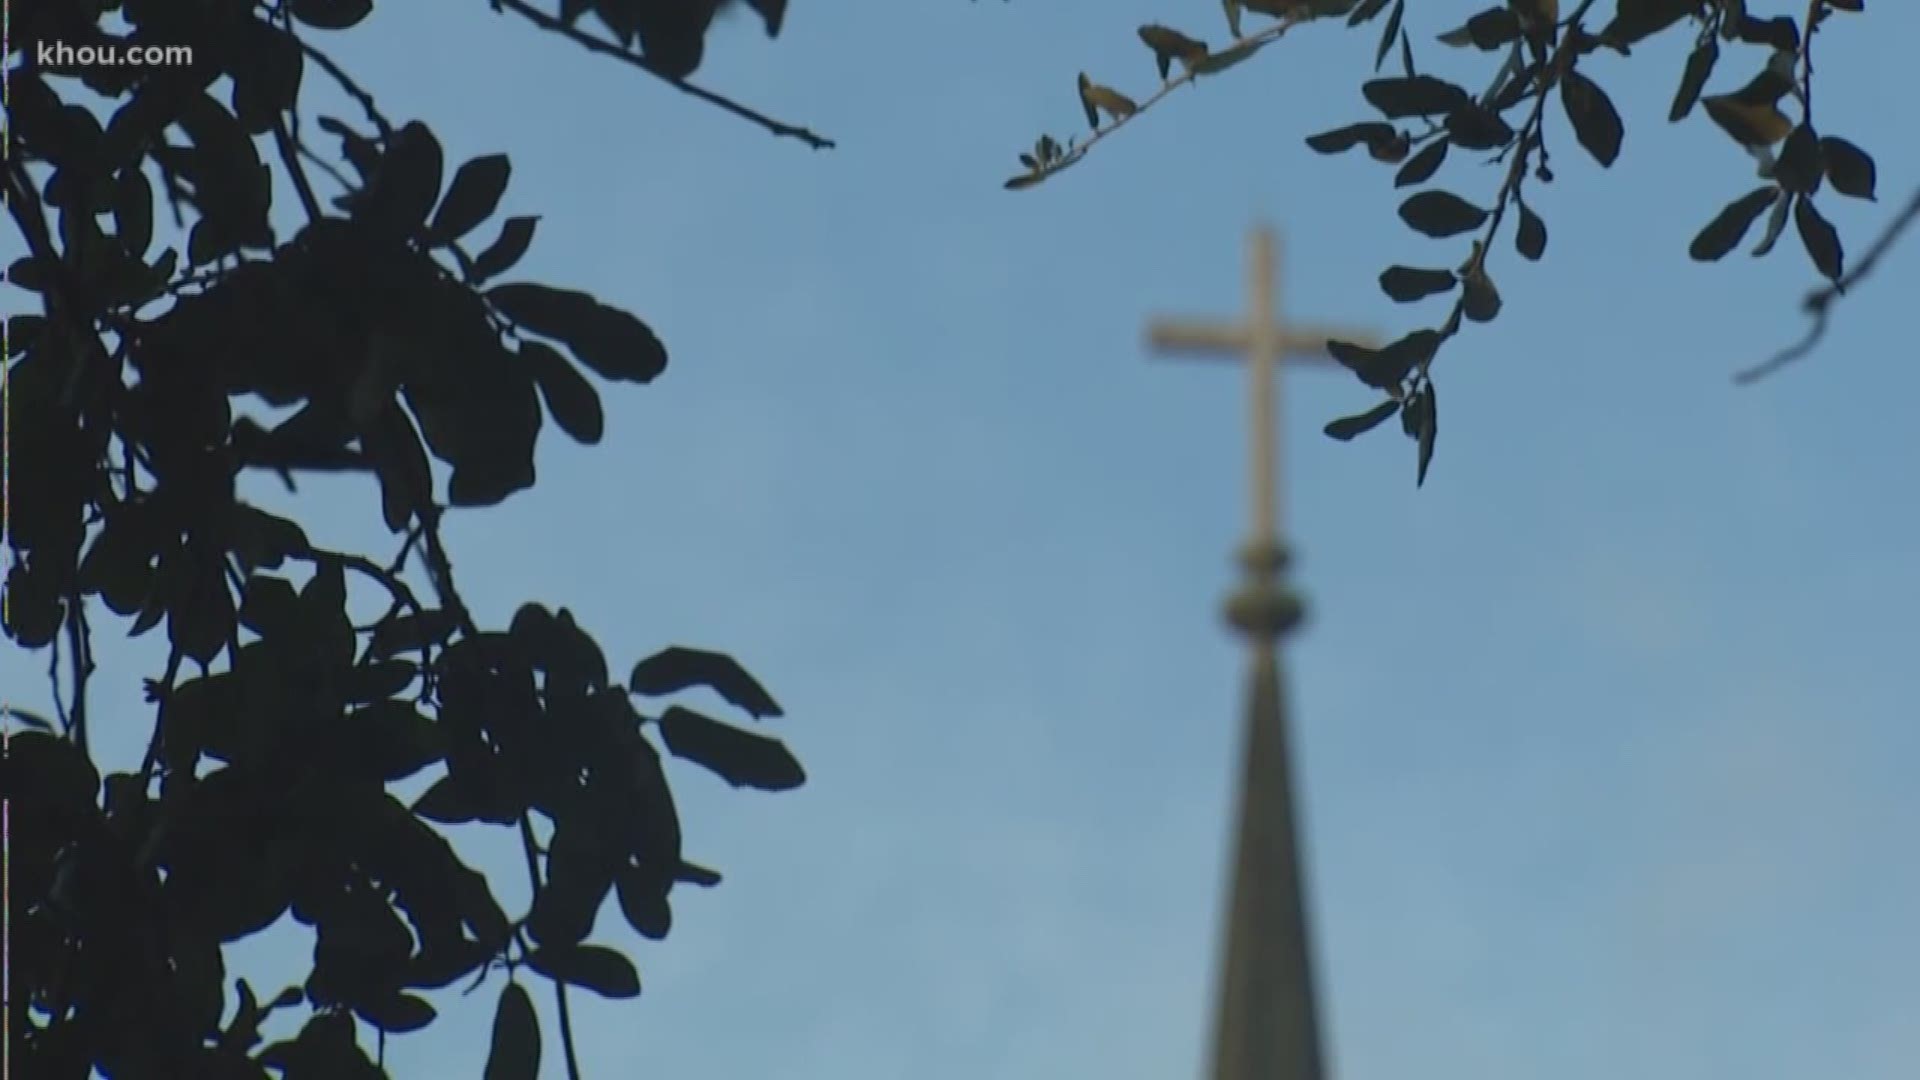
[
  {"x1": 1515, "y1": 204, "x2": 1547, "y2": 260},
  {"x1": 1348, "y1": 0, "x2": 1394, "y2": 26},
  {"x1": 1793, "y1": 196, "x2": 1844, "y2": 282},
  {"x1": 291, "y1": 0, "x2": 373, "y2": 30},
  {"x1": 1749, "y1": 187, "x2": 1792, "y2": 257},
  {"x1": 349, "y1": 699, "x2": 443, "y2": 782},
  {"x1": 1732, "y1": 14, "x2": 1799, "y2": 51},
  {"x1": 1821, "y1": 137, "x2": 1877, "y2": 200},
  {"x1": 229, "y1": 21, "x2": 305, "y2": 134},
  {"x1": 165, "y1": 549, "x2": 232, "y2": 665},
  {"x1": 429, "y1": 154, "x2": 511, "y2": 245},
  {"x1": 187, "y1": 216, "x2": 240, "y2": 265},
  {"x1": 358, "y1": 993, "x2": 436, "y2": 1034},
  {"x1": 484, "y1": 983, "x2": 540, "y2": 1080},
  {"x1": 1774, "y1": 124, "x2": 1823, "y2": 196},
  {"x1": 1491, "y1": 61, "x2": 1538, "y2": 112},
  {"x1": 470, "y1": 215, "x2": 539, "y2": 282},
  {"x1": 1189, "y1": 39, "x2": 1264, "y2": 76},
  {"x1": 1598, "y1": 1, "x2": 1692, "y2": 47},
  {"x1": 1438, "y1": 7, "x2": 1521, "y2": 50},
  {"x1": 525, "y1": 944, "x2": 641, "y2": 1000},
  {"x1": 356, "y1": 121, "x2": 443, "y2": 239},
  {"x1": 1398, "y1": 190, "x2": 1488, "y2": 237},
  {"x1": 6, "y1": 708, "x2": 54, "y2": 731},
  {"x1": 11, "y1": 731, "x2": 101, "y2": 812},
  {"x1": 1375, "y1": 0, "x2": 1405, "y2": 71},
  {"x1": 368, "y1": 608, "x2": 458, "y2": 660},
  {"x1": 1446, "y1": 103, "x2": 1514, "y2": 150},
  {"x1": 1688, "y1": 185, "x2": 1779, "y2": 261},
  {"x1": 1560, "y1": 70, "x2": 1623, "y2": 167},
  {"x1": 1136, "y1": 25, "x2": 1207, "y2": 80},
  {"x1": 1324, "y1": 338, "x2": 1390, "y2": 390},
  {"x1": 112, "y1": 166, "x2": 153, "y2": 257},
  {"x1": 1379, "y1": 329, "x2": 1442, "y2": 381},
  {"x1": 1413, "y1": 383, "x2": 1438, "y2": 486},
  {"x1": 614, "y1": 864, "x2": 673, "y2": 940},
  {"x1": 488, "y1": 283, "x2": 666, "y2": 384},
  {"x1": 238, "y1": 574, "x2": 300, "y2": 639},
  {"x1": 677, "y1": 861, "x2": 723, "y2": 887},
  {"x1": 1324, "y1": 399, "x2": 1401, "y2": 441},
  {"x1": 659, "y1": 706, "x2": 806, "y2": 791},
  {"x1": 527, "y1": 823, "x2": 617, "y2": 947},
  {"x1": 1461, "y1": 270, "x2": 1501, "y2": 323},
  {"x1": 1363, "y1": 76, "x2": 1470, "y2": 119},
  {"x1": 1305, "y1": 121, "x2": 1397, "y2": 154},
  {"x1": 1379, "y1": 266, "x2": 1457, "y2": 302},
  {"x1": 363, "y1": 401, "x2": 432, "y2": 533},
  {"x1": 1669, "y1": 37, "x2": 1718, "y2": 121},
  {"x1": 1394, "y1": 138, "x2": 1448, "y2": 186},
  {"x1": 522, "y1": 340, "x2": 604, "y2": 444},
  {"x1": 630, "y1": 646, "x2": 782, "y2": 718}
]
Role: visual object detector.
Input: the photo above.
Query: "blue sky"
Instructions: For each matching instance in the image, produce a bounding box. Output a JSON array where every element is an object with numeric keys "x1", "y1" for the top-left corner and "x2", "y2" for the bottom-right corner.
[{"x1": 7, "y1": 2, "x2": 1920, "y2": 1078}]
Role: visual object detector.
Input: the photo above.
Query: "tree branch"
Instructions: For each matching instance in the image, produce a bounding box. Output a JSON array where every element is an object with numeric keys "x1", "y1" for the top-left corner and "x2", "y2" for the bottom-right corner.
[
  {"x1": 492, "y1": 0, "x2": 835, "y2": 150},
  {"x1": 1734, "y1": 183, "x2": 1920, "y2": 385},
  {"x1": 296, "y1": 37, "x2": 395, "y2": 141},
  {"x1": 272, "y1": 115, "x2": 324, "y2": 224},
  {"x1": 62, "y1": 600, "x2": 95, "y2": 754},
  {"x1": 1005, "y1": 16, "x2": 1311, "y2": 189},
  {"x1": 406, "y1": 504, "x2": 580, "y2": 1079},
  {"x1": 1436, "y1": 1, "x2": 1604, "y2": 352}
]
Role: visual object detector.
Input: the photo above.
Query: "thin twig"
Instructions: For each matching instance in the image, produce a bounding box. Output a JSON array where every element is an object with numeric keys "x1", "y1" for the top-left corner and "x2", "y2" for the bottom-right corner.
[
  {"x1": 138, "y1": 648, "x2": 186, "y2": 782},
  {"x1": 63, "y1": 600, "x2": 94, "y2": 754},
  {"x1": 411, "y1": 505, "x2": 580, "y2": 1079},
  {"x1": 1798, "y1": 0, "x2": 1820, "y2": 126},
  {"x1": 1444, "y1": 1, "x2": 1603, "y2": 339},
  {"x1": 272, "y1": 115, "x2": 324, "y2": 223},
  {"x1": 296, "y1": 37, "x2": 395, "y2": 140},
  {"x1": 1734, "y1": 184, "x2": 1920, "y2": 385},
  {"x1": 1015, "y1": 16, "x2": 1310, "y2": 187},
  {"x1": 493, "y1": 0, "x2": 835, "y2": 150},
  {"x1": 296, "y1": 141, "x2": 357, "y2": 195},
  {"x1": 517, "y1": 815, "x2": 584, "y2": 1080},
  {"x1": 48, "y1": 626, "x2": 70, "y2": 735},
  {"x1": 292, "y1": 546, "x2": 429, "y2": 622}
]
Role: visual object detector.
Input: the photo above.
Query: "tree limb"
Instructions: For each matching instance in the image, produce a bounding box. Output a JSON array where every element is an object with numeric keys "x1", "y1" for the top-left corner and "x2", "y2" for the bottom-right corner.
[
  {"x1": 1007, "y1": 16, "x2": 1310, "y2": 189},
  {"x1": 492, "y1": 0, "x2": 836, "y2": 150},
  {"x1": 1733, "y1": 183, "x2": 1920, "y2": 385}
]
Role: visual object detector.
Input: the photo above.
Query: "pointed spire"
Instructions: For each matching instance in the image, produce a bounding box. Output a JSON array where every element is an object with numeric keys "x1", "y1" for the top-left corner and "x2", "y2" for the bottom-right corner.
[
  {"x1": 1142, "y1": 225, "x2": 1369, "y2": 1080},
  {"x1": 1207, "y1": 542, "x2": 1323, "y2": 1080}
]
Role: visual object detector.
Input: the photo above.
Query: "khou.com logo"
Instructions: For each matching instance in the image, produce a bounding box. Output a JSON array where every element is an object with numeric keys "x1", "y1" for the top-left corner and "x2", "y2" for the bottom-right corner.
[{"x1": 35, "y1": 40, "x2": 195, "y2": 69}]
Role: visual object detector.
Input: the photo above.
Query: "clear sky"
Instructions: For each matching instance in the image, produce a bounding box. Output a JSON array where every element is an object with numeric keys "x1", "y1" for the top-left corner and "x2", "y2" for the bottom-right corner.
[{"x1": 6, "y1": 3, "x2": 1919, "y2": 1078}]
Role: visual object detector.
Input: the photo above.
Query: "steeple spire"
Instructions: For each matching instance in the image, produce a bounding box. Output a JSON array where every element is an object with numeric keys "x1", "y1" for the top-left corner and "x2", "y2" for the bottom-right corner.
[{"x1": 1143, "y1": 225, "x2": 1377, "y2": 1080}]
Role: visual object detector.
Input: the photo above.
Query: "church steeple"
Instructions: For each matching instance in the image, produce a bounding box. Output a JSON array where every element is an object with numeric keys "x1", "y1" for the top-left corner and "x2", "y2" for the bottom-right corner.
[
  {"x1": 1208, "y1": 541, "x2": 1321, "y2": 1080},
  {"x1": 1143, "y1": 226, "x2": 1375, "y2": 1080}
]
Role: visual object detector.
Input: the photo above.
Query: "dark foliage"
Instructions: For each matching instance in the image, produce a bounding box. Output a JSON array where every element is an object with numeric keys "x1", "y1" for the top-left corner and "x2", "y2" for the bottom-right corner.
[
  {"x1": 1006, "y1": 0, "x2": 1892, "y2": 485},
  {"x1": 3, "y1": 1, "x2": 807, "y2": 1077}
]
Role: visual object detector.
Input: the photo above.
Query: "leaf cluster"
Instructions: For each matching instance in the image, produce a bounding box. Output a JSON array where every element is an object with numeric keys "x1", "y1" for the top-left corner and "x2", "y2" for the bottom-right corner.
[
  {"x1": 1005, "y1": 0, "x2": 1882, "y2": 483},
  {"x1": 4, "y1": 2, "x2": 805, "y2": 1077}
]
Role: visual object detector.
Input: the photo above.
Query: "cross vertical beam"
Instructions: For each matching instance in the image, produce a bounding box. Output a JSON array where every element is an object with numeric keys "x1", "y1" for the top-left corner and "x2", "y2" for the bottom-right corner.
[
  {"x1": 1144, "y1": 225, "x2": 1376, "y2": 1080},
  {"x1": 1145, "y1": 228, "x2": 1374, "y2": 553}
]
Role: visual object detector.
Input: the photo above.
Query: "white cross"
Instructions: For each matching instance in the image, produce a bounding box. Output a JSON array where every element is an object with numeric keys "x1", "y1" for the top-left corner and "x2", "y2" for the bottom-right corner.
[{"x1": 1145, "y1": 226, "x2": 1379, "y2": 549}]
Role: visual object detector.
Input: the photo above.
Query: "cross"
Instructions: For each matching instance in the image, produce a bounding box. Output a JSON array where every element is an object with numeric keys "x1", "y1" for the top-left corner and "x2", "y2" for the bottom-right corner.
[
  {"x1": 1145, "y1": 226, "x2": 1378, "y2": 555},
  {"x1": 1145, "y1": 225, "x2": 1378, "y2": 1080}
]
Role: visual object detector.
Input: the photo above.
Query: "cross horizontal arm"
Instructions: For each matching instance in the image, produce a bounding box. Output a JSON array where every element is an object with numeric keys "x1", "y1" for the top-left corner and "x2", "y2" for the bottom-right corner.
[{"x1": 1146, "y1": 321, "x2": 1382, "y2": 360}]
